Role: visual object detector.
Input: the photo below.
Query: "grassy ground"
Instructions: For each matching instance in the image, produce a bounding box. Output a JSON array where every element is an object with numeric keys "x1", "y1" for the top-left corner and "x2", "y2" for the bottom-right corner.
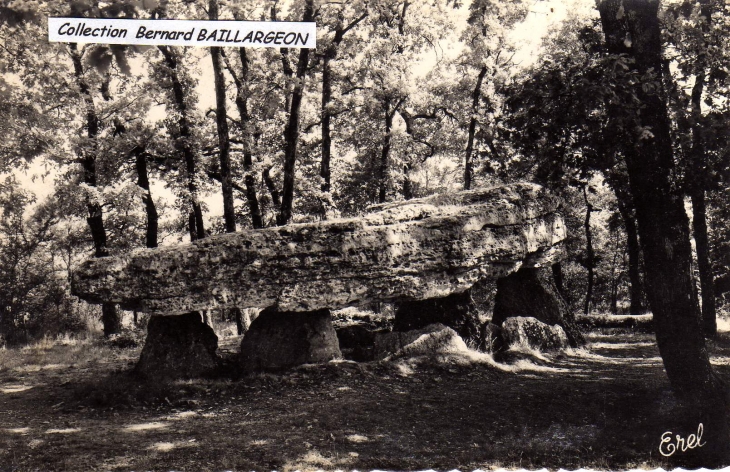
[{"x1": 1, "y1": 326, "x2": 729, "y2": 471}]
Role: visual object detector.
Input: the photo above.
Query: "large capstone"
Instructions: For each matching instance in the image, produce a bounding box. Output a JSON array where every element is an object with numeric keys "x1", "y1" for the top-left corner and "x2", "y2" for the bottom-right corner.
[
  {"x1": 135, "y1": 312, "x2": 219, "y2": 379},
  {"x1": 240, "y1": 307, "x2": 342, "y2": 371},
  {"x1": 492, "y1": 267, "x2": 585, "y2": 347},
  {"x1": 71, "y1": 183, "x2": 567, "y2": 316}
]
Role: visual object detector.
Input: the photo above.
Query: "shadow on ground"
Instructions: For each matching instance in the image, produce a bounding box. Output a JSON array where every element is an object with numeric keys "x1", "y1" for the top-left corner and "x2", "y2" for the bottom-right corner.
[{"x1": 1, "y1": 329, "x2": 729, "y2": 470}]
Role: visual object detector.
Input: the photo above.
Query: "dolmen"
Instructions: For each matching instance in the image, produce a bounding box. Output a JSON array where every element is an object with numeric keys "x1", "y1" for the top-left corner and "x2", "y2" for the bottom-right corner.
[{"x1": 71, "y1": 182, "x2": 583, "y2": 377}]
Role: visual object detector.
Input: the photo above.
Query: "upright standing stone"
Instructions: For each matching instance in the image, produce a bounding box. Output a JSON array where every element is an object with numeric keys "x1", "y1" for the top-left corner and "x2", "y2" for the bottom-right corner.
[
  {"x1": 135, "y1": 312, "x2": 219, "y2": 379},
  {"x1": 240, "y1": 307, "x2": 342, "y2": 371},
  {"x1": 492, "y1": 267, "x2": 584, "y2": 347}
]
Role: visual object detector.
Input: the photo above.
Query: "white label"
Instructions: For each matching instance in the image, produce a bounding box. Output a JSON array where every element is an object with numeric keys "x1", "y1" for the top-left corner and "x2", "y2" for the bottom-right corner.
[{"x1": 48, "y1": 18, "x2": 316, "y2": 48}]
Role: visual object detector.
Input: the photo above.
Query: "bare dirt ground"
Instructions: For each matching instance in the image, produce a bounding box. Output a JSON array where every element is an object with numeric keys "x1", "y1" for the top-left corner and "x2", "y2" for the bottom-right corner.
[{"x1": 1, "y1": 328, "x2": 730, "y2": 471}]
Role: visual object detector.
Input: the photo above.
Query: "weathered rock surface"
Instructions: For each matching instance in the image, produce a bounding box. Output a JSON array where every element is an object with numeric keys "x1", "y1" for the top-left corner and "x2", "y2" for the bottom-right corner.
[
  {"x1": 501, "y1": 316, "x2": 569, "y2": 352},
  {"x1": 393, "y1": 290, "x2": 482, "y2": 347},
  {"x1": 240, "y1": 307, "x2": 342, "y2": 371},
  {"x1": 71, "y1": 183, "x2": 566, "y2": 315},
  {"x1": 373, "y1": 324, "x2": 468, "y2": 360},
  {"x1": 135, "y1": 312, "x2": 219, "y2": 379},
  {"x1": 492, "y1": 267, "x2": 584, "y2": 346}
]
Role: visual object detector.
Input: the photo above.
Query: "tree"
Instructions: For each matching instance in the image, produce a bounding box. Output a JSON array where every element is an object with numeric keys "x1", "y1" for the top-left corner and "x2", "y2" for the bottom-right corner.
[
  {"x1": 597, "y1": 0, "x2": 728, "y2": 465},
  {"x1": 663, "y1": 0, "x2": 730, "y2": 337},
  {"x1": 277, "y1": 0, "x2": 315, "y2": 226},
  {"x1": 318, "y1": 2, "x2": 369, "y2": 211},
  {"x1": 456, "y1": 0, "x2": 527, "y2": 189},
  {"x1": 208, "y1": 0, "x2": 236, "y2": 233}
]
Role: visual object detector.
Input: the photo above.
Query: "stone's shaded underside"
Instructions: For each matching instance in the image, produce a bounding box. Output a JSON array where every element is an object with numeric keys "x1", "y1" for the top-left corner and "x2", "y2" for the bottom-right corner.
[
  {"x1": 135, "y1": 312, "x2": 219, "y2": 379},
  {"x1": 240, "y1": 307, "x2": 342, "y2": 372},
  {"x1": 393, "y1": 290, "x2": 482, "y2": 348},
  {"x1": 492, "y1": 268, "x2": 585, "y2": 347},
  {"x1": 336, "y1": 325, "x2": 380, "y2": 362},
  {"x1": 71, "y1": 183, "x2": 566, "y2": 315}
]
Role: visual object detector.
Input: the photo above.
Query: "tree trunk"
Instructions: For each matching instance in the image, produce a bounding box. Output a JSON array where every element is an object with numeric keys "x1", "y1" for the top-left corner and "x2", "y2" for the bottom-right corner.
[
  {"x1": 319, "y1": 12, "x2": 368, "y2": 210},
  {"x1": 583, "y1": 186, "x2": 595, "y2": 316},
  {"x1": 209, "y1": 0, "x2": 236, "y2": 234},
  {"x1": 321, "y1": 53, "x2": 333, "y2": 196},
  {"x1": 134, "y1": 148, "x2": 158, "y2": 248},
  {"x1": 552, "y1": 262, "x2": 568, "y2": 302},
  {"x1": 379, "y1": 98, "x2": 393, "y2": 204},
  {"x1": 225, "y1": 46, "x2": 263, "y2": 229},
  {"x1": 598, "y1": 1, "x2": 728, "y2": 465},
  {"x1": 233, "y1": 307, "x2": 244, "y2": 336},
  {"x1": 277, "y1": 0, "x2": 314, "y2": 226},
  {"x1": 158, "y1": 45, "x2": 205, "y2": 240},
  {"x1": 403, "y1": 164, "x2": 414, "y2": 200},
  {"x1": 263, "y1": 166, "x2": 281, "y2": 208},
  {"x1": 687, "y1": 0, "x2": 716, "y2": 336},
  {"x1": 616, "y1": 188, "x2": 646, "y2": 315},
  {"x1": 69, "y1": 43, "x2": 120, "y2": 337},
  {"x1": 465, "y1": 66, "x2": 488, "y2": 191},
  {"x1": 692, "y1": 189, "x2": 716, "y2": 336},
  {"x1": 609, "y1": 226, "x2": 621, "y2": 314}
]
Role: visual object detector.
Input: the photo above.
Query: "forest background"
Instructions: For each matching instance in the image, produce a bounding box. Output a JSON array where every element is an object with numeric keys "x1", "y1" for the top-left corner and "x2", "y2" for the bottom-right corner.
[{"x1": 0, "y1": 0, "x2": 728, "y2": 354}]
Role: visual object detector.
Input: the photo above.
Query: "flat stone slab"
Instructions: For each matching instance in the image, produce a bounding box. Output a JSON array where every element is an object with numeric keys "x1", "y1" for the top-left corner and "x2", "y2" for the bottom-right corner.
[{"x1": 71, "y1": 183, "x2": 566, "y2": 315}]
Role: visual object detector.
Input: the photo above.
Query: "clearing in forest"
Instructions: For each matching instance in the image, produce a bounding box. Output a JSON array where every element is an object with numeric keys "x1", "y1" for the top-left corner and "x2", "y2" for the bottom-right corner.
[{"x1": 1, "y1": 327, "x2": 729, "y2": 470}]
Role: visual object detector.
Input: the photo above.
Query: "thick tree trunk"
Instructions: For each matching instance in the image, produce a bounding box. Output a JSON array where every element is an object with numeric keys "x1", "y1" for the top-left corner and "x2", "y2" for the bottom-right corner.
[
  {"x1": 465, "y1": 66, "x2": 488, "y2": 191},
  {"x1": 277, "y1": 0, "x2": 314, "y2": 226},
  {"x1": 69, "y1": 43, "x2": 120, "y2": 337},
  {"x1": 598, "y1": 1, "x2": 728, "y2": 465},
  {"x1": 209, "y1": 0, "x2": 236, "y2": 233},
  {"x1": 158, "y1": 45, "x2": 205, "y2": 240},
  {"x1": 616, "y1": 189, "x2": 645, "y2": 315},
  {"x1": 134, "y1": 148, "x2": 158, "y2": 248}
]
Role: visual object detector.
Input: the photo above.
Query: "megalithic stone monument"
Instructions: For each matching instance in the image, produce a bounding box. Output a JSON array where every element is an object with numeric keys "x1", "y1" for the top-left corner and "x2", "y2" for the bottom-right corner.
[{"x1": 71, "y1": 183, "x2": 580, "y2": 374}]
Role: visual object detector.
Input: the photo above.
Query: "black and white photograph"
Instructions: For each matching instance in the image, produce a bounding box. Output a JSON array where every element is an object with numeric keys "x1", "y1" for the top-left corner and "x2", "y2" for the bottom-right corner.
[{"x1": 1, "y1": 0, "x2": 730, "y2": 469}]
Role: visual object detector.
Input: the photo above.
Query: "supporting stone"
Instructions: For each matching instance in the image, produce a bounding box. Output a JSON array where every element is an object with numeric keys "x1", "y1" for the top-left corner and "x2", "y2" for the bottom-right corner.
[
  {"x1": 393, "y1": 290, "x2": 482, "y2": 348},
  {"x1": 501, "y1": 316, "x2": 569, "y2": 352},
  {"x1": 492, "y1": 267, "x2": 585, "y2": 347},
  {"x1": 240, "y1": 307, "x2": 342, "y2": 372},
  {"x1": 373, "y1": 324, "x2": 468, "y2": 360},
  {"x1": 135, "y1": 312, "x2": 219, "y2": 379}
]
